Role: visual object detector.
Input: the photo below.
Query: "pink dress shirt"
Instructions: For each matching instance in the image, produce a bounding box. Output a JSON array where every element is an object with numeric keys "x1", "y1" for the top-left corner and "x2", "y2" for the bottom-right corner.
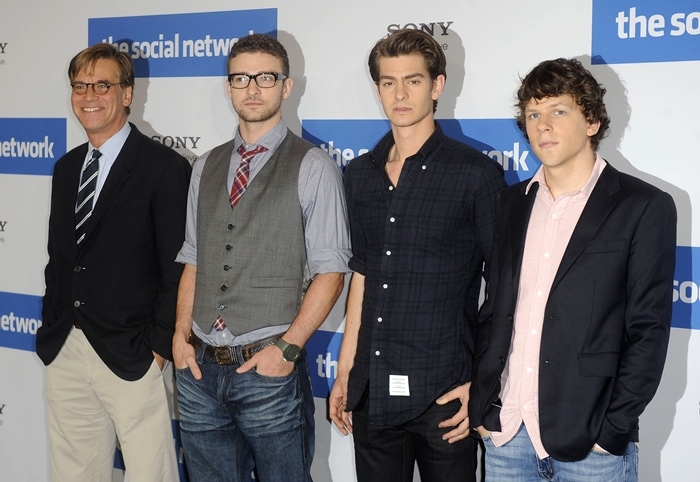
[{"x1": 491, "y1": 155, "x2": 606, "y2": 458}]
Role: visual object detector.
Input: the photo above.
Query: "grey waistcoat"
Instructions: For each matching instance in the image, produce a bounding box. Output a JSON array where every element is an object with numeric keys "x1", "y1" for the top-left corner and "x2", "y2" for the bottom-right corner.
[{"x1": 192, "y1": 130, "x2": 313, "y2": 335}]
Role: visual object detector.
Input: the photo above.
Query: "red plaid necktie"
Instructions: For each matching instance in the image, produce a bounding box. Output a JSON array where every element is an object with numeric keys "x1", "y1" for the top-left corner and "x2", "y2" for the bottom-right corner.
[
  {"x1": 230, "y1": 144, "x2": 268, "y2": 208},
  {"x1": 213, "y1": 316, "x2": 227, "y2": 332}
]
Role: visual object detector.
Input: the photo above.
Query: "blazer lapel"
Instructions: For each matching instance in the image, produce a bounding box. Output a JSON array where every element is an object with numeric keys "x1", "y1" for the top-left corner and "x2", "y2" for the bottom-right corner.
[
  {"x1": 81, "y1": 124, "x2": 142, "y2": 247},
  {"x1": 550, "y1": 164, "x2": 621, "y2": 291},
  {"x1": 509, "y1": 182, "x2": 538, "y2": 294}
]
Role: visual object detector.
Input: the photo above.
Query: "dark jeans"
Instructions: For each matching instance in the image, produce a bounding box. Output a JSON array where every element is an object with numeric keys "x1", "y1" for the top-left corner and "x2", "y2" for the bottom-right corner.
[
  {"x1": 176, "y1": 347, "x2": 314, "y2": 482},
  {"x1": 352, "y1": 387, "x2": 477, "y2": 482}
]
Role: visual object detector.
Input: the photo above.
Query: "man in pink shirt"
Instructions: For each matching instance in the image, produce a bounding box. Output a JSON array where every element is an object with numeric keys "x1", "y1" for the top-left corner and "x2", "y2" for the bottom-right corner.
[{"x1": 469, "y1": 58, "x2": 677, "y2": 481}]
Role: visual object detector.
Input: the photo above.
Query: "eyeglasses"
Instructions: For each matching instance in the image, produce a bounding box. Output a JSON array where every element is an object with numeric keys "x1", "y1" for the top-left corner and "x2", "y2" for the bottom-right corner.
[
  {"x1": 71, "y1": 82, "x2": 122, "y2": 95},
  {"x1": 227, "y1": 72, "x2": 287, "y2": 89}
]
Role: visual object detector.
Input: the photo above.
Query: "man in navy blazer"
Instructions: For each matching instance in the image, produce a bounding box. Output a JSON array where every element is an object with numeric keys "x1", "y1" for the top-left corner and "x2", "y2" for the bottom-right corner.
[
  {"x1": 37, "y1": 43, "x2": 190, "y2": 481},
  {"x1": 469, "y1": 58, "x2": 676, "y2": 481}
]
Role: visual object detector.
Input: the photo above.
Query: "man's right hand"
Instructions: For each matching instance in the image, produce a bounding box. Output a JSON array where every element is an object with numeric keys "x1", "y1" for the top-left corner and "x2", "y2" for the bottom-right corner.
[
  {"x1": 329, "y1": 374, "x2": 353, "y2": 435},
  {"x1": 172, "y1": 331, "x2": 202, "y2": 380}
]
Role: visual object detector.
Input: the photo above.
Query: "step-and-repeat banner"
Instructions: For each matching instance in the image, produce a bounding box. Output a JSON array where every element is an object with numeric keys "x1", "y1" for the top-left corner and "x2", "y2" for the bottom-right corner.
[{"x1": 1, "y1": 1, "x2": 698, "y2": 480}]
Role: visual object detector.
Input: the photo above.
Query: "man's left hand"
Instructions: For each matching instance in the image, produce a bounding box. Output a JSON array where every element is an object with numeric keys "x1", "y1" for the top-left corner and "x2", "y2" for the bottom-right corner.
[
  {"x1": 236, "y1": 345, "x2": 294, "y2": 377},
  {"x1": 436, "y1": 381, "x2": 471, "y2": 443}
]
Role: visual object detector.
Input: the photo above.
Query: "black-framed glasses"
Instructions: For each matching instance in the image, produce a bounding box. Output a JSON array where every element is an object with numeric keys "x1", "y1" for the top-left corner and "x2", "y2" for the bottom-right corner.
[
  {"x1": 71, "y1": 82, "x2": 122, "y2": 95},
  {"x1": 227, "y1": 72, "x2": 287, "y2": 89}
]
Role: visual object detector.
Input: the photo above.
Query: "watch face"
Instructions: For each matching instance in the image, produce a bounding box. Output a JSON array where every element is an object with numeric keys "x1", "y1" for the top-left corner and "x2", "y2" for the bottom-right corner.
[{"x1": 284, "y1": 345, "x2": 300, "y2": 361}]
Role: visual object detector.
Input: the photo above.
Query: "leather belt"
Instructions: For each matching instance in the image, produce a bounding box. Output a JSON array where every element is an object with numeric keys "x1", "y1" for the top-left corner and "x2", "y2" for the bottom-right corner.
[
  {"x1": 187, "y1": 331, "x2": 280, "y2": 365},
  {"x1": 74, "y1": 320, "x2": 82, "y2": 329}
]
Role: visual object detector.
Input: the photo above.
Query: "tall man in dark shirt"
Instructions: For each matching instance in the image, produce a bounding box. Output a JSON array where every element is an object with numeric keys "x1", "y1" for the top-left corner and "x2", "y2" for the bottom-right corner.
[{"x1": 329, "y1": 29, "x2": 506, "y2": 481}]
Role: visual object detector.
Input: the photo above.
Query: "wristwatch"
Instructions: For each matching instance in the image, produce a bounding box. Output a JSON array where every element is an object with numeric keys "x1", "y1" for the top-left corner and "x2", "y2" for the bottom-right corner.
[{"x1": 275, "y1": 337, "x2": 301, "y2": 362}]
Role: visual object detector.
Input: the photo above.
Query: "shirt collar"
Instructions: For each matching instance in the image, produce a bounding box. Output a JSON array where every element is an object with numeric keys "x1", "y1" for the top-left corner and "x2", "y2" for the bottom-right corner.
[
  {"x1": 234, "y1": 118, "x2": 287, "y2": 154},
  {"x1": 86, "y1": 121, "x2": 131, "y2": 165},
  {"x1": 368, "y1": 122, "x2": 446, "y2": 169},
  {"x1": 525, "y1": 152, "x2": 606, "y2": 198}
]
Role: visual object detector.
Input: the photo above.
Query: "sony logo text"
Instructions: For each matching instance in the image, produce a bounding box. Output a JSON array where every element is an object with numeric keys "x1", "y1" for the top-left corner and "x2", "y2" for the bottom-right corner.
[
  {"x1": 387, "y1": 22, "x2": 453, "y2": 36},
  {"x1": 151, "y1": 135, "x2": 201, "y2": 150}
]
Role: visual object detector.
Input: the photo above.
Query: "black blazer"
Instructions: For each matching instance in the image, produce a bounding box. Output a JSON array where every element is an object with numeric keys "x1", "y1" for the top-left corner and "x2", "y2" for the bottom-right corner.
[
  {"x1": 38, "y1": 124, "x2": 191, "y2": 381},
  {"x1": 469, "y1": 162, "x2": 676, "y2": 461}
]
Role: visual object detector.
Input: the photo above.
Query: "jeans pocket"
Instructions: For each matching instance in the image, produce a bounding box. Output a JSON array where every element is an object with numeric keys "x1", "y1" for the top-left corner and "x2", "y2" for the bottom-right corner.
[
  {"x1": 252, "y1": 365, "x2": 296, "y2": 382},
  {"x1": 590, "y1": 444, "x2": 611, "y2": 456}
]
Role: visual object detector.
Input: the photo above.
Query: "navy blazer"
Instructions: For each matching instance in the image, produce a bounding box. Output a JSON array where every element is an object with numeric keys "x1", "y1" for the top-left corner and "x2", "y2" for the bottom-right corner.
[
  {"x1": 38, "y1": 124, "x2": 191, "y2": 381},
  {"x1": 469, "y1": 162, "x2": 676, "y2": 461}
]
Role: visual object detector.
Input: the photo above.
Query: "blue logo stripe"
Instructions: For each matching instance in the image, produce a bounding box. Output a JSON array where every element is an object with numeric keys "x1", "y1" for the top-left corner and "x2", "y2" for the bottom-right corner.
[
  {"x1": 302, "y1": 118, "x2": 539, "y2": 184},
  {"x1": 592, "y1": 0, "x2": 700, "y2": 64},
  {"x1": 88, "y1": 9, "x2": 278, "y2": 78},
  {"x1": 0, "y1": 118, "x2": 66, "y2": 176},
  {"x1": 0, "y1": 292, "x2": 42, "y2": 352}
]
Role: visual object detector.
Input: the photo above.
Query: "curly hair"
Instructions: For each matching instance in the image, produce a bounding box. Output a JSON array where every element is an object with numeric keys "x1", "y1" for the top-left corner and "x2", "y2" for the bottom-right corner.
[
  {"x1": 368, "y1": 29, "x2": 446, "y2": 113},
  {"x1": 516, "y1": 58, "x2": 610, "y2": 151}
]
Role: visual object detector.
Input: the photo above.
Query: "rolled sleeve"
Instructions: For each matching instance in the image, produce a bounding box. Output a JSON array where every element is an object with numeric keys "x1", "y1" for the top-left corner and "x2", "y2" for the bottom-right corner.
[
  {"x1": 175, "y1": 150, "x2": 210, "y2": 266},
  {"x1": 298, "y1": 147, "x2": 352, "y2": 277}
]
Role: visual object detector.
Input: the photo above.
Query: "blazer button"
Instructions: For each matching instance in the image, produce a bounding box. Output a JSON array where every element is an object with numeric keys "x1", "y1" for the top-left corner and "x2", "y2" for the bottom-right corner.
[
  {"x1": 507, "y1": 314, "x2": 514, "y2": 322},
  {"x1": 220, "y1": 285, "x2": 228, "y2": 291},
  {"x1": 225, "y1": 244, "x2": 232, "y2": 251},
  {"x1": 74, "y1": 266, "x2": 82, "y2": 273},
  {"x1": 73, "y1": 300, "x2": 81, "y2": 308},
  {"x1": 498, "y1": 356, "x2": 506, "y2": 364}
]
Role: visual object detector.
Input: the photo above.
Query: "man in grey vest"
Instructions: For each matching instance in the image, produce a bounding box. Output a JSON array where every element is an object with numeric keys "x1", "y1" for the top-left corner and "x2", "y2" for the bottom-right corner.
[{"x1": 173, "y1": 34, "x2": 351, "y2": 482}]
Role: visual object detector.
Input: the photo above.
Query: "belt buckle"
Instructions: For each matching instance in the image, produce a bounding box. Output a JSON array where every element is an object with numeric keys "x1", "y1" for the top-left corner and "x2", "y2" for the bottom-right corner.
[{"x1": 213, "y1": 346, "x2": 237, "y2": 365}]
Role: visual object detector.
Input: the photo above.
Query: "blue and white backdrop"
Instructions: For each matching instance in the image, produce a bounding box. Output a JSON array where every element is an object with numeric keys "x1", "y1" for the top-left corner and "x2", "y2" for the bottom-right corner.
[{"x1": 1, "y1": 1, "x2": 698, "y2": 480}]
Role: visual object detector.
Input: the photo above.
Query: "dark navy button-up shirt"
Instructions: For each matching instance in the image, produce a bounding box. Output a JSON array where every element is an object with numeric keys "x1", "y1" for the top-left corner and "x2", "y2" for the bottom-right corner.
[{"x1": 344, "y1": 123, "x2": 506, "y2": 425}]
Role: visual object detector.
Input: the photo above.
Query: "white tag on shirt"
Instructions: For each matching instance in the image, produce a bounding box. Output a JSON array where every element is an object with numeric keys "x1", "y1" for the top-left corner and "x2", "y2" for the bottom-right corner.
[{"x1": 389, "y1": 374, "x2": 410, "y2": 396}]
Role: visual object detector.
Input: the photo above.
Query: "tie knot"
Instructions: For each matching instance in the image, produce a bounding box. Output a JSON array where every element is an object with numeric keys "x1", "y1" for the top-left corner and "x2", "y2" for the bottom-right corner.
[
  {"x1": 236, "y1": 144, "x2": 268, "y2": 160},
  {"x1": 91, "y1": 149, "x2": 103, "y2": 161}
]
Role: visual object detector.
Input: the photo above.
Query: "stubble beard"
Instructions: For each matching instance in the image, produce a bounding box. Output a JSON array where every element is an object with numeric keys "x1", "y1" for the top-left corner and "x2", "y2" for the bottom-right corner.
[{"x1": 236, "y1": 98, "x2": 282, "y2": 124}]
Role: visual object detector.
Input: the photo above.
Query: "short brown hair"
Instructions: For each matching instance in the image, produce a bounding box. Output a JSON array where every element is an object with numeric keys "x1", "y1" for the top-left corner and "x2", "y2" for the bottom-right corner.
[
  {"x1": 516, "y1": 58, "x2": 610, "y2": 152},
  {"x1": 68, "y1": 43, "x2": 135, "y2": 115},
  {"x1": 228, "y1": 33, "x2": 290, "y2": 77},
  {"x1": 368, "y1": 29, "x2": 447, "y2": 113}
]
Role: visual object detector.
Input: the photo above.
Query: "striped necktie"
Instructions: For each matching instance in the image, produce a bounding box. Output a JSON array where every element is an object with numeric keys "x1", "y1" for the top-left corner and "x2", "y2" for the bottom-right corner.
[{"x1": 75, "y1": 149, "x2": 101, "y2": 246}]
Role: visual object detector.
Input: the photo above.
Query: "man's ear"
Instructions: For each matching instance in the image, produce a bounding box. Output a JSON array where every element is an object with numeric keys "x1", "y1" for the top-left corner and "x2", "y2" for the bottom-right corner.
[{"x1": 432, "y1": 74, "x2": 446, "y2": 101}]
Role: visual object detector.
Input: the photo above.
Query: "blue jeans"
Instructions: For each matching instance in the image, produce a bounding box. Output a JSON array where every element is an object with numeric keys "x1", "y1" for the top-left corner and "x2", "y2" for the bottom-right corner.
[
  {"x1": 175, "y1": 346, "x2": 314, "y2": 482},
  {"x1": 483, "y1": 424, "x2": 638, "y2": 481}
]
